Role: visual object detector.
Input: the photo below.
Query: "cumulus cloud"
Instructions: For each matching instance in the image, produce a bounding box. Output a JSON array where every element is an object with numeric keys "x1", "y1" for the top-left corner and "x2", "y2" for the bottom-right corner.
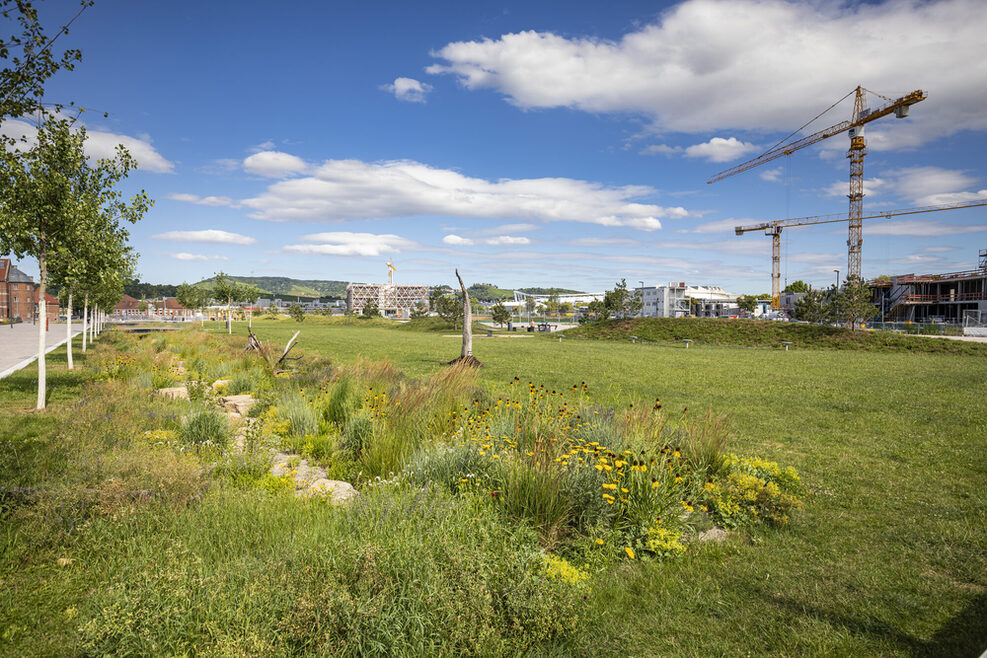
[
  {"x1": 166, "y1": 252, "x2": 230, "y2": 261},
  {"x1": 427, "y1": 0, "x2": 987, "y2": 146},
  {"x1": 240, "y1": 156, "x2": 690, "y2": 229},
  {"x1": 640, "y1": 144, "x2": 681, "y2": 157},
  {"x1": 866, "y1": 220, "x2": 987, "y2": 237},
  {"x1": 760, "y1": 167, "x2": 783, "y2": 182},
  {"x1": 285, "y1": 232, "x2": 417, "y2": 257},
  {"x1": 690, "y1": 217, "x2": 750, "y2": 234},
  {"x1": 822, "y1": 166, "x2": 984, "y2": 205},
  {"x1": 152, "y1": 229, "x2": 257, "y2": 245},
  {"x1": 683, "y1": 137, "x2": 758, "y2": 163},
  {"x1": 1, "y1": 117, "x2": 174, "y2": 172},
  {"x1": 243, "y1": 150, "x2": 309, "y2": 178},
  {"x1": 382, "y1": 77, "x2": 434, "y2": 103},
  {"x1": 444, "y1": 234, "x2": 531, "y2": 247},
  {"x1": 167, "y1": 193, "x2": 235, "y2": 207}
]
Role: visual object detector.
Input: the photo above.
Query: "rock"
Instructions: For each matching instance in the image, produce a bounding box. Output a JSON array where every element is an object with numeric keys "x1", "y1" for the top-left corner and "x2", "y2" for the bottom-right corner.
[
  {"x1": 221, "y1": 394, "x2": 257, "y2": 415},
  {"x1": 305, "y1": 478, "x2": 359, "y2": 504},
  {"x1": 269, "y1": 452, "x2": 295, "y2": 477},
  {"x1": 696, "y1": 527, "x2": 729, "y2": 543},
  {"x1": 212, "y1": 379, "x2": 231, "y2": 390},
  {"x1": 157, "y1": 386, "x2": 188, "y2": 400}
]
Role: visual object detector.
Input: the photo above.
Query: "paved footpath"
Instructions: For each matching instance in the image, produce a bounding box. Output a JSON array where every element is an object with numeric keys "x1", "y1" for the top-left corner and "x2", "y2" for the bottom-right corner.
[{"x1": 0, "y1": 322, "x2": 84, "y2": 379}]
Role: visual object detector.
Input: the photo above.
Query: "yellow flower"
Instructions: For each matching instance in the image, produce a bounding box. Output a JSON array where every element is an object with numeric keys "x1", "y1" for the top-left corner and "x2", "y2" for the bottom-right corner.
[
  {"x1": 602, "y1": 483, "x2": 617, "y2": 490},
  {"x1": 625, "y1": 547, "x2": 635, "y2": 560},
  {"x1": 621, "y1": 488, "x2": 629, "y2": 493},
  {"x1": 595, "y1": 539, "x2": 604, "y2": 545}
]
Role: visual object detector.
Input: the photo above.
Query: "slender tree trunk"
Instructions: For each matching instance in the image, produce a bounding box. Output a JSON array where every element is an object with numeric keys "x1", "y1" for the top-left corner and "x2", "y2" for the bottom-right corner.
[
  {"x1": 82, "y1": 294, "x2": 88, "y2": 353},
  {"x1": 36, "y1": 244, "x2": 48, "y2": 410},
  {"x1": 228, "y1": 298, "x2": 232, "y2": 334},
  {"x1": 66, "y1": 288, "x2": 73, "y2": 369},
  {"x1": 456, "y1": 269, "x2": 472, "y2": 358}
]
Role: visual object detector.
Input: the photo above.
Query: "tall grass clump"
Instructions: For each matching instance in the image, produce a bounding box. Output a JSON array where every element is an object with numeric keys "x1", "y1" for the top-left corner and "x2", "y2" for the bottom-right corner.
[
  {"x1": 276, "y1": 390, "x2": 320, "y2": 438},
  {"x1": 179, "y1": 409, "x2": 230, "y2": 449}
]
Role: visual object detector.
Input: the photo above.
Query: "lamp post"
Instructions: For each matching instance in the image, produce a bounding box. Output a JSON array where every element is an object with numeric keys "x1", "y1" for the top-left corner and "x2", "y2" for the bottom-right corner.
[{"x1": 833, "y1": 269, "x2": 840, "y2": 289}]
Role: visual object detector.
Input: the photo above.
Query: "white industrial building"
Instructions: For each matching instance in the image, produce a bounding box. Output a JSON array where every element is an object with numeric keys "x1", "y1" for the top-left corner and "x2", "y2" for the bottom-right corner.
[{"x1": 634, "y1": 283, "x2": 742, "y2": 318}]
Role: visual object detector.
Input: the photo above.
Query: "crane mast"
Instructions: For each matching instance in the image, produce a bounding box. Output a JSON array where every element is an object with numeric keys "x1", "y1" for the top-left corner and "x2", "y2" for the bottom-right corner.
[{"x1": 709, "y1": 86, "x2": 927, "y2": 280}]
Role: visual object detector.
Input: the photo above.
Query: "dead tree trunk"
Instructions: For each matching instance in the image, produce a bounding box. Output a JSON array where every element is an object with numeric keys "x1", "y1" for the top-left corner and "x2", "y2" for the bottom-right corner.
[{"x1": 449, "y1": 269, "x2": 481, "y2": 367}]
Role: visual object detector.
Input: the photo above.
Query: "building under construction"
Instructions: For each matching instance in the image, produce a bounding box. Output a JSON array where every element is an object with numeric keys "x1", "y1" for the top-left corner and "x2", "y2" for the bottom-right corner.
[
  {"x1": 346, "y1": 283, "x2": 430, "y2": 318},
  {"x1": 873, "y1": 249, "x2": 987, "y2": 324}
]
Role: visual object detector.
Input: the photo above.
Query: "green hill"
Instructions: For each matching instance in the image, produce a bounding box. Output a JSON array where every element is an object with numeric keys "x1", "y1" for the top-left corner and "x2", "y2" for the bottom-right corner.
[{"x1": 194, "y1": 276, "x2": 348, "y2": 299}]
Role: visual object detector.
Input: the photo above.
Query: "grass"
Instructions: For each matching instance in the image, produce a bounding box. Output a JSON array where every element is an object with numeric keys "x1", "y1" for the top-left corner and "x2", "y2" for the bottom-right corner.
[
  {"x1": 566, "y1": 316, "x2": 987, "y2": 354},
  {"x1": 2, "y1": 321, "x2": 985, "y2": 655}
]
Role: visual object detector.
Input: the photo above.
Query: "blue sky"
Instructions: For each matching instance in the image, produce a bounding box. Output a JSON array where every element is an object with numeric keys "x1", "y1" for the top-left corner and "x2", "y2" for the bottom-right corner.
[{"x1": 7, "y1": 0, "x2": 987, "y2": 293}]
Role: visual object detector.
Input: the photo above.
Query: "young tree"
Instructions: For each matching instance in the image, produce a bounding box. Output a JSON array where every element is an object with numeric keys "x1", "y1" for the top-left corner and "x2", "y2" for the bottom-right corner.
[
  {"x1": 602, "y1": 279, "x2": 641, "y2": 318},
  {"x1": 176, "y1": 282, "x2": 207, "y2": 322},
  {"x1": 491, "y1": 301, "x2": 510, "y2": 327},
  {"x1": 524, "y1": 296, "x2": 536, "y2": 323},
  {"x1": 288, "y1": 303, "x2": 305, "y2": 322},
  {"x1": 545, "y1": 292, "x2": 560, "y2": 317},
  {"x1": 212, "y1": 271, "x2": 240, "y2": 334},
  {"x1": 736, "y1": 294, "x2": 758, "y2": 314},
  {"x1": 0, "y1": 119, "x2": 147, "y2": 408},
  {"x1": 783, "y1": 280, "x2": 811, "y2": 293},
  {"x1": 410, "y1": 301, "x2": 428, "y2": 319},
  {"x1": 0, "y1": 0, "x2": 91, "y2": 121},
  {"x1": 829, "y1": 278, "x2": 878, "y2": 330},
  {"x1": 792, "y1": 289, "x2": 829, "y2": 324},
  {"x1": 361, "y1": 300, "x2": 380, "y2": 318},
  {"x1": 434, "y1": 294, "x2": 460, "y2": 329}
]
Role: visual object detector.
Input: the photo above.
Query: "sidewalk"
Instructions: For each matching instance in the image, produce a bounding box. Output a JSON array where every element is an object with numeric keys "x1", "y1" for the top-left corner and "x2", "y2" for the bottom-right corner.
[{"x1": 0, "y1": 322, "x2": 84, "y2": 379}]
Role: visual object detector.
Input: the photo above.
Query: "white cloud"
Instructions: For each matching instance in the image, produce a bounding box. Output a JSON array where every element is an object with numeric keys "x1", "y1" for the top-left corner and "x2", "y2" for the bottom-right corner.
[
  {"x1": 152, "y1": 229, "x2": 257, "y2": 245},
  {"x1": 243, "y1": 150, "x2": 309, "y2": 178},
  {"x1": 285, "y1": 232, "x2": 417, "y2": 257},
  {"x1": 382, "y1": 77, "x2": 434, "y2": 103},
  {"x1": 690, "y1": 217, "x2": 748, "y2": 234},
  {"x1": 485, "y1": 222, "x2": 538, "y2": 234},
  {"x1": 167, "y1": 193, "x2": 235, "y2": 207},
  {"x1": 484, "y1": 235, "x2": 530, "y2": 245},
  {"x1": 166, "y1": 252, "x2": 230, "y2": 261},
  {"x1": 443, "y1": 233, "x2": 532, "y2": 247},
  {"x1": 240, "y1": 156, "x2": 690, "y2": 229},
  {"x1": 427, "y1": 0, "x2": 987, "y2": 145},
  {"x1": 640, "y1": 144, "x2": 681, "y2": 157},
  {"x1": 865, "y1": 220, "x2": 987, "y2": 237},
  {"x1": 760, "y1": 167, "x2": 783, "y2": 182},
  {"x1": 822, "y1": 166, "x2": 984, "y2": 206},
  {"x1": 683, "y1": 137, "x2": 758, "y2": 163},
  {"x1": 1, "y1": 117, "x2": 174, "y2": 173}
]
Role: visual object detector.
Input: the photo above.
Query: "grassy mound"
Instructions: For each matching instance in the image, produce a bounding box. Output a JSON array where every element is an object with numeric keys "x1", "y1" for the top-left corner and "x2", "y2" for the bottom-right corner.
[{"x1": 563, "y1": 317, "x2": 987, "y2": 354}]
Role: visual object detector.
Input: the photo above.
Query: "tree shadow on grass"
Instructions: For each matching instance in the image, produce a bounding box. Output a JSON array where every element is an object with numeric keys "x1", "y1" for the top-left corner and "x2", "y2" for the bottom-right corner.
[
  {"x1": 0, "y1": 348, "x2": 89, "y2": 409},
  {"x1": 755, "y1": 584, "x2": 987, "y2": 656}
]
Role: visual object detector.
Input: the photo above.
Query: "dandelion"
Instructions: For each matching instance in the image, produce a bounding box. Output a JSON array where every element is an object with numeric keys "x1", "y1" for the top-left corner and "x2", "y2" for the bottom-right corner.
[
  {"x1": 625, "y1": 547, "x2": 635, "y2": 560},
  {"x1": 595, "y1": 539, "x2": 604, "y2": 545},
  {"x1": 602, "y1": 483, "x2": 617, "y2": 490}
]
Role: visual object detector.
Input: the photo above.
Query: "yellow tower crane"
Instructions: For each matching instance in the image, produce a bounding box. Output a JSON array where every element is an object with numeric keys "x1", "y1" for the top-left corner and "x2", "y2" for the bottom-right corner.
[
  {"x1": 735, "y1": 199, "x2": 987, "y2": 309},
  {"x1": 709, "y1": 86, "x2": 927, "y2": 283}
]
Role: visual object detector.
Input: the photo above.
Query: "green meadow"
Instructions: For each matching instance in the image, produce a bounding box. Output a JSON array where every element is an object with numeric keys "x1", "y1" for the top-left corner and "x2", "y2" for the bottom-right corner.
[{"x1": 1, "y1": 318, "x2": 985, "y2": 656}]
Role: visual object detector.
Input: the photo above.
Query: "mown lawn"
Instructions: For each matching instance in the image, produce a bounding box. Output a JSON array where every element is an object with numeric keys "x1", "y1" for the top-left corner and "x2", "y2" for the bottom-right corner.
[
  {"x1": 2, "y1": 321, "x2": 985, "y2": 655},
  {"x1": 221, "y1": 318, "x2": 987, "y2": 655}
]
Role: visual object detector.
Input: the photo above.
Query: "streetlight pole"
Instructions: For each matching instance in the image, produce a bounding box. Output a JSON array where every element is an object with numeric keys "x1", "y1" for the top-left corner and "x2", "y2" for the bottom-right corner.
[{"x1": 833, "y1": 269, "x2": 840, "y2": 289}]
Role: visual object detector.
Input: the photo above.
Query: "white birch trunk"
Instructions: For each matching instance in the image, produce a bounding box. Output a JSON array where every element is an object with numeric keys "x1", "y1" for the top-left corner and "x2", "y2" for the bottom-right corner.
[
  {"x1": 82, "y1": 295, "x2": 88, "y2": 353},
  {"x1": 36, "y1": 255, "x2": 47, "y2": 411},
  {"x1": 456, "y1": 269, "x2": 473, "y2": 358},
  {"x1": 228, "y1": 299, "x2": 232, "y2": 334},
  {"x1": 66, "y1": 288, "x2": 73, "y2": 369}
]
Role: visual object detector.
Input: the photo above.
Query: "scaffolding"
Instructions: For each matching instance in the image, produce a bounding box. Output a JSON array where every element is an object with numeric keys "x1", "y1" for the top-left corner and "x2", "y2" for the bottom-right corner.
[{"x1": 346, "y1": 283, "x2": 430, "y2": 318}]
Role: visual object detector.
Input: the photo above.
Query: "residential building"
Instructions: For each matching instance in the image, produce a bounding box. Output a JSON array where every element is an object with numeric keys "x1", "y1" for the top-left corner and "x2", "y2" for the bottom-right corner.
[
  {"x1": 114, "y1": 294, "x2": 141, "y2": 318},
  {"x1": 0, "y1": 258, "x2": 59, "y2": 323},
  {"x1": 635, "y1": 283, "x2": 741, "y2": 318}
]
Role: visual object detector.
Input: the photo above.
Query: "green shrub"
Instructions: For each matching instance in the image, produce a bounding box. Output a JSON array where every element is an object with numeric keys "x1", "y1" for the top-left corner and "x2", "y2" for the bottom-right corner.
[
  {"x1": 322, "y1": 375, "x2": 358, "y2": 426},
  {"x1": 406, "y1": 443, "x2": 496, "y2": 493},
  {"x1": 179, "y1": 410, "x2": 229, "y2": 448},
  {"x1": 277, "y1": 391, "x2": 319, "y2": 438},
  {"x1": 340, "y1": 411, "x2": 372, "y2": 458},
  {"x1": 227, "y1": 369, "x2": 256, "y2": 395}
]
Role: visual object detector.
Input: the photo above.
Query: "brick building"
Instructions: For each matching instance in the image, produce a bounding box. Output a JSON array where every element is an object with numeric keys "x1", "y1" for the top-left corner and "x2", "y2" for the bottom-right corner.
[{"x1": 0, "y1": 258, "x2": 59, "y2": 323}]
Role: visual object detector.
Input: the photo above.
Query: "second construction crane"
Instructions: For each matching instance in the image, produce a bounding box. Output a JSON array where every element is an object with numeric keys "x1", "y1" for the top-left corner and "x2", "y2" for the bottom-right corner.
[{"x1": 709, "y1": 86, "x2": 927, "y2": 281}]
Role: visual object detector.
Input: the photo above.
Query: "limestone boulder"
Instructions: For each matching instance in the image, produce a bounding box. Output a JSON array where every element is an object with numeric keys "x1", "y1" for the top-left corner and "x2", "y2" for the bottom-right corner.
[
  {"x1": 306, "y1": 479, "x2": 359, "y2": 504},
  {"x1": 156, "y1": 386, "x2": 188, "y2": 400},
  {"x1": 221, "y1": 394, "x2": 257, "y2": 416}
]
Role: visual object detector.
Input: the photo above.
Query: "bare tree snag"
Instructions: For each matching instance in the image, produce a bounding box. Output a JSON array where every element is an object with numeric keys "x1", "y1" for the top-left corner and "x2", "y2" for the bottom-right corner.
[{"x1": 449, "y1": 269, "x2": 481, "y2": 367}]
